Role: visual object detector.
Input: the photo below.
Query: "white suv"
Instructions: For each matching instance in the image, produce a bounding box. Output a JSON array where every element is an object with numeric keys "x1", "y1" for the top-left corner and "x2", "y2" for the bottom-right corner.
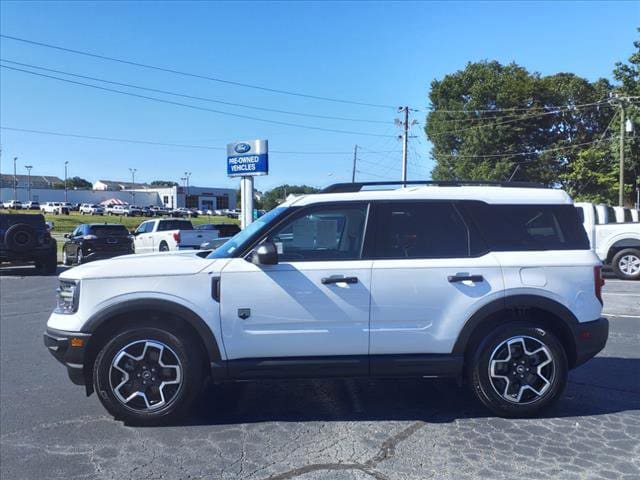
[{"x1": 44, "y1": 181, "x2": 608, "y2": 424}]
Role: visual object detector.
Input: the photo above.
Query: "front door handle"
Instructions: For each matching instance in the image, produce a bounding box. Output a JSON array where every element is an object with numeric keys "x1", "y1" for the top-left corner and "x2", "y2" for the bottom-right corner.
[
  {"x1": 321, "y1": 276, "x2": 358, "y2": 285},
  {"x1": 448, "y1": 274, "x2": 484, "y2": 283}
]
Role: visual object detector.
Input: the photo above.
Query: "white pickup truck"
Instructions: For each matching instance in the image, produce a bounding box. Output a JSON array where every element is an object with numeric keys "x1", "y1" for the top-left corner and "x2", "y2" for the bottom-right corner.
[
  {"x1": 132, "y1": 218, "x2": 220, "y2": 253},
  {"x1": 575, "y1": 202, "x2": 640, "y2": 279}
]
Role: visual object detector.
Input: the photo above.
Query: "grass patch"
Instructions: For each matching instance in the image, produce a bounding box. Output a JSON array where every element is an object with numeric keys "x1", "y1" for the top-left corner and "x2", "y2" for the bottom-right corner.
[{"x1": 3, "y1": 209, "x2": 239, "y2": 234}]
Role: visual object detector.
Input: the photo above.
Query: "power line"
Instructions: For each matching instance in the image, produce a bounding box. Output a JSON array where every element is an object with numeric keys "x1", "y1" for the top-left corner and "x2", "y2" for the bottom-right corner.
[
  {"x1": 0, "y1": 64, "x2": 396, "y2": 138},
  {"x1": 0, "y1": 59, "x2": 391, "y2": 125},
  {"x1": 0, "y1": 126, "x2": 399, "y2": 155},
  {"x1": 426, "y1": 100, "x2": 614, "y2": 114},
  {"x1": 0, "y1": 34, "x2": 398, "y2": 110}
]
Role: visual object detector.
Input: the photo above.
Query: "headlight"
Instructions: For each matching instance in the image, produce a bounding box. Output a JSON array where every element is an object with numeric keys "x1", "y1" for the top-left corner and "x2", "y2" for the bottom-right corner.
[{"x1": 55, "y1": 280, "x2": 80, "y2": 314}]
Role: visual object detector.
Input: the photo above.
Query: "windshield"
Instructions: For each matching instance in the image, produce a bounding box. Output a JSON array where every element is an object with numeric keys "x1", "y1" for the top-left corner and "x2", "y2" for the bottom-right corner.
[{"x1": 207, "y1": 207, "x2": 288, "y2": 259}]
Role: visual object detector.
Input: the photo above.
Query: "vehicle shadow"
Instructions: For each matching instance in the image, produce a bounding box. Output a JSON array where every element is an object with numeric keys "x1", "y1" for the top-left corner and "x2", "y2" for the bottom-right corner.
[
  {"x1": 0, "y1": 265, "x2": 68, "y2": 277},
  {"x1": 176, "y1": 356, "x2": 639, "y2": 427}
]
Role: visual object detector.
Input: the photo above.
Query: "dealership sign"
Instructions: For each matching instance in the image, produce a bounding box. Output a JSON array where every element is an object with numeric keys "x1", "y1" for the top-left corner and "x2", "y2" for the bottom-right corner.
[{"x1": 227, "y1": 139, "x2": 269, "y2": 177}]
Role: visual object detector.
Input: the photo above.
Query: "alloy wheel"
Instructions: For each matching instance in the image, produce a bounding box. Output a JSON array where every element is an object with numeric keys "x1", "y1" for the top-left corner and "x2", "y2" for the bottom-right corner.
[
  {"x1": 619, "y1": 254, "x2": 640, "y2": 276},
  {"x1": 488, "y1": 335, "x2": 555, "y2": 404},
  {"x1": 109, "y1": 340, "x2": 183, "y2": 412}
]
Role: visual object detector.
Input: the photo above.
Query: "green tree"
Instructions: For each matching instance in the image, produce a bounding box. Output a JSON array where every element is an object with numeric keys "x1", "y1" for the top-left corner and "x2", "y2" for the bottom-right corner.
[
  {"x1": 262, "y1": 185, "x2": 319, "y2": 210},
  {"x1": 51, "y1": 176, "x2": 92, "y2": 189},
  {"x1": 150, "y1": 180, "x2": 178, "y2": 187},
  {"x1": 425, "y1": 61, "x2": 613, "y2": 190}
]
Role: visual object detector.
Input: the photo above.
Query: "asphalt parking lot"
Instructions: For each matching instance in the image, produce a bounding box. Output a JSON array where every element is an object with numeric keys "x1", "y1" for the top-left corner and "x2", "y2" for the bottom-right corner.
[{"x1": 1, "y1": 267, "x2": 638, "y2": 480}]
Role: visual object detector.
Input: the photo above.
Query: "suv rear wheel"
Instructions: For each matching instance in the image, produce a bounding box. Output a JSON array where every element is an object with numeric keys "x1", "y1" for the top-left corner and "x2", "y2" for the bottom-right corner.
[
  {"x1": 469, "y1": 322, "x2": 567, "y2": 417},
  {"x1": 93, "y1": 326, "x2": 203, "y2": 425}
]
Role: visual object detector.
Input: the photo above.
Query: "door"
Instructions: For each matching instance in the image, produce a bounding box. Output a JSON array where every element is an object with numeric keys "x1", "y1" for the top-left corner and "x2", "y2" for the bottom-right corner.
[
  {"x1": 220, "y1": 203, "x2": 372, "y2": 372},
  {"x1": 67, "y1": 225, "x2": 84, "y2": 262},
  {"x1": 133, "y1": 221, "x2": 154, "y2": 253},
  {"x1": 369, "y1": 201, "x2": 504, "y2": 360}
]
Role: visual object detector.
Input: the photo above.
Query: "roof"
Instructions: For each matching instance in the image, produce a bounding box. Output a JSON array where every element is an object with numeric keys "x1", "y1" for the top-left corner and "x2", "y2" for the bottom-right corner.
[
  {"x1": 285, "y1": 185, "x2": 573, "y2": 207},
  {"x1": 95, "y1": 180, "x2": 150, "y2": 189},
  {"x1": 0, "y1": 173, "x2": 63, "y2": 186}
]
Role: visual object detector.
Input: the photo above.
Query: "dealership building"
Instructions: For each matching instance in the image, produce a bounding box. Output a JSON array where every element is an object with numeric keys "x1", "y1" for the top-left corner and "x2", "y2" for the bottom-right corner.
[
  {"x1": 1, "y1": 174, "x2": 236, "y2": 210},
  {"x1": 127, "y1": 185, "x2": 236, "y2": 210}
]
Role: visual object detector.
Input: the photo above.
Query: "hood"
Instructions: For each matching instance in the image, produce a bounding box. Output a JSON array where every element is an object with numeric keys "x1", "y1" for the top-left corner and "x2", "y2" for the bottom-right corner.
[{"x1": 60, "y1": 251, "x2": 214, "y2": 280}]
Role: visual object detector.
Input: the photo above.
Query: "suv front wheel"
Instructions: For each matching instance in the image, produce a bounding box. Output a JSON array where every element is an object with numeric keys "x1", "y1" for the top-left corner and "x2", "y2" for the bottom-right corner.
[
  {"x1": 93, "y1": 326, "x2": 203, "y2": 425},
  {"x1": 469, "y1": 322, "x2": 568, "y2": 418}
]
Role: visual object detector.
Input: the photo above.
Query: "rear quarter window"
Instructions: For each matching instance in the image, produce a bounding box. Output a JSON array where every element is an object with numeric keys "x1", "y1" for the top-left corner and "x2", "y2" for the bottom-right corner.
[{"x1": 462, "y1": 203, "x2": 589, "y2": 251}]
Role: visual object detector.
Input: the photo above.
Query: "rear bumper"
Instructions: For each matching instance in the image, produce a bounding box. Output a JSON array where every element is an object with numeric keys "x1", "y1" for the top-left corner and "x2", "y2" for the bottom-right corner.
[
  {"x1": 43, "y1": 327, "x2": 91, "y2": 386},
  {"x1": 572, "y1": 317, "x2": 609, "y2": 367}
]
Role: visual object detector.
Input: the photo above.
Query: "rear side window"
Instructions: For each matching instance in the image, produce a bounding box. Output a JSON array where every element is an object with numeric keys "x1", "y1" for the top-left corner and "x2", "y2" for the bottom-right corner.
[
  {"x1": 462, "y1": 203, "x2": 589, "y2": 251},
  {"x1": 624, "y1": 209, "x2": 633, "y2": 222},
  {"x1": 89, "y1": 225, "x2": 129, "y2": 237},
  {"x1": 373, "y1": 202, "x2": 477, "y2": 259},
  {"x1": 158, "y1": 220, "x2": 193, "y2": 231}
]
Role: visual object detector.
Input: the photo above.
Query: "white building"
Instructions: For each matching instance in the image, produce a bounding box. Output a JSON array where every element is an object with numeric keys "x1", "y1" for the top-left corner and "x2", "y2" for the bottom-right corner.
[{"x1": 128, "y1": 185, "x2": 236, "y2": 210}]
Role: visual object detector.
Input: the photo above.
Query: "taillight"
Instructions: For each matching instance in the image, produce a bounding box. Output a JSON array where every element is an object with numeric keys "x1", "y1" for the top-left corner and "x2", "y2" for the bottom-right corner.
[
  {"x1": 594, "y1": 265, "x2": 605, "y2": 304},
  {"x1": 173, "y1": 232, "x2": 180, "y2": 244}
]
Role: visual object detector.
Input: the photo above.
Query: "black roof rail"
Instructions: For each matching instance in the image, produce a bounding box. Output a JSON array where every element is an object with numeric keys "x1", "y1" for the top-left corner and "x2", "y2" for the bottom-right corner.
[{"x1": 321, "y1": 180, "x2": 546, "y2": 194}]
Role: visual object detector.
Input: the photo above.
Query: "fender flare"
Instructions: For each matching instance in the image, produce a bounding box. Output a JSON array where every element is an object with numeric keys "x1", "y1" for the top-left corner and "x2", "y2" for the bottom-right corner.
[
  {"x1": 452, "y1": 294, "x2": 579, "y2": 356},
  {"x1": 82, "y1": 298, "x2": 222, "y2": 363}
]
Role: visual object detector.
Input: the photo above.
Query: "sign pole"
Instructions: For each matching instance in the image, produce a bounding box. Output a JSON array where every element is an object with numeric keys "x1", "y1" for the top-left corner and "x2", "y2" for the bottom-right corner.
[{"x1": 240, "y1": 176, "x2": 254, "y2": 229}]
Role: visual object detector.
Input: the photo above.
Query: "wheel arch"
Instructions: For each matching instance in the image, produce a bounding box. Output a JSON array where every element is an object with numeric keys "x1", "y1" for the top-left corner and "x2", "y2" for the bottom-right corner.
[
  {"x1": 453, "y1": 295, "x2": 579, "y2": 368},
  {"x1": 605, "y1": 236, "x2": 640, "y2": 263},
  {"x1": 81, "y1": 298, "x2": 223, "y2": 395}
]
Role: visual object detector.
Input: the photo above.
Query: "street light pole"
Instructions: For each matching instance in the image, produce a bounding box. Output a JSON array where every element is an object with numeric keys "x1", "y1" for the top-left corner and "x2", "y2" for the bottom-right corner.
[
  {"x1": 64, "y1": 161, "x2": 69, "y2": 203},
  {"x1": 13, "y1": 157, "x2": 17, "y2": 201},
  {"x1": 25, "y1": 165, "x2": 33, "y2": 201},
  {"x1": 129, "y1": 168, "x2": 137, "y2": 204},
  {"x1": 184, "y1": 171, "x2": 192, "y2": 208}
]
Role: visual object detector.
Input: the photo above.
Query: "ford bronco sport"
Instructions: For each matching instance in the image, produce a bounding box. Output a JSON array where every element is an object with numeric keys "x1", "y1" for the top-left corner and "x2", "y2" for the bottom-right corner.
[{"x1": 44, "y1": 181, "x2": 608, "y2": 424}]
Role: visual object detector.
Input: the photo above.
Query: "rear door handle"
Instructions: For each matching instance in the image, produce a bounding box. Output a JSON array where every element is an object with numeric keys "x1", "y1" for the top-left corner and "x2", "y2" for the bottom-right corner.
[
  {"x1": 448, "y1": 274, "x2": 484, "y2": 283},
  {"x1": 321, "y1": 276, "x2": 358, "y2": 285}
]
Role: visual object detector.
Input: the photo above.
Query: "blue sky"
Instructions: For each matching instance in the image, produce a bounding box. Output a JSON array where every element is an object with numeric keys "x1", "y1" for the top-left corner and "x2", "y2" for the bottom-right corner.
[{"x1": 0, "y1": 1, "x2": 638, "y2": 191}]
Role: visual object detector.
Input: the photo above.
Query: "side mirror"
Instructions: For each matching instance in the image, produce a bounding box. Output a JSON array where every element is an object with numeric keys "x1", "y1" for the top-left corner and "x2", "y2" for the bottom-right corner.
[
  {"x1": 130, "y1": 230, "x2": 137, "y2": 235},
  {"x1": 251, "y1": 241, "x2": 278, "y2": 265}
]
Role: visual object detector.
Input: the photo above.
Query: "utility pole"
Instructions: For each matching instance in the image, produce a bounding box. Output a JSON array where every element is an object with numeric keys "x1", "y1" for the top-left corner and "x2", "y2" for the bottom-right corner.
[
  {"x1": 64, "y1": 161, "x2": 69, "y2": 203},
  {"x1": 351, "y1": 145, "x2": 358, "y2": 183},
  {"x1": 129, "y1": 168, "x2": 137, "y2": 204},
  {"x1": 400, "y1": 106, "x2": 409, "y2": 184},
  {"x1": 25, "y1": 165, "x2": 32, "y2": 201},
  {"x1": 619, "y1": 101, "x2": 626, "y2": 207},
  {"x1": 13, "y1": 157, "x2": 17, "y2": 201}
]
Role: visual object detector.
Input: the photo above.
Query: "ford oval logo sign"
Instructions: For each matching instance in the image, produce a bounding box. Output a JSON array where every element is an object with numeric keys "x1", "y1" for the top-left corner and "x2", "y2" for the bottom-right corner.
[{"x1": 234, "y1": 143, "x2": 251, "y2": 154}]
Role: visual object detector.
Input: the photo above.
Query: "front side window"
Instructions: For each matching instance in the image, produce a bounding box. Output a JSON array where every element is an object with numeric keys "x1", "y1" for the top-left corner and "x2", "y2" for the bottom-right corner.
[
  {"x1": 266, "y1": 204, "x2": 368, "y2": 261},
  {"x1": 374, "y1": 202, "x2": 471, "y2": 259},
  {"x1": 135, "y1": 222, "x2": 149, "y2": 235}
]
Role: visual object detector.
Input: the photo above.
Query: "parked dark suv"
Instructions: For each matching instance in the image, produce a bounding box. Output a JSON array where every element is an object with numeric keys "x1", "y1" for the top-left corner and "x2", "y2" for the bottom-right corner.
[
  {"x1": 0, "y1": 213, "x2": 57, "y2": 273},
  {"x1": 62, "y1": 223, "x2": 133, "y2": 266}
]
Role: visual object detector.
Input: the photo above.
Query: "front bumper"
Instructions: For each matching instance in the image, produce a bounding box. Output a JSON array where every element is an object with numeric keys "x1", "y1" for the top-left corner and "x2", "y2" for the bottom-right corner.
[
  {"x1": 43, "y1": 327, "x2": 91, "y2": 386},
  {"x1": 572, "y1": 317, "x2": 609, "y2": 367}
]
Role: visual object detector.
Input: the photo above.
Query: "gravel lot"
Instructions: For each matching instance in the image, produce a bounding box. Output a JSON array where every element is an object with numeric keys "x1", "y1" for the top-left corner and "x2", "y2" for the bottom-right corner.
[{"x1": 1, "y1": 267, "x2": 638, "y2": 480}]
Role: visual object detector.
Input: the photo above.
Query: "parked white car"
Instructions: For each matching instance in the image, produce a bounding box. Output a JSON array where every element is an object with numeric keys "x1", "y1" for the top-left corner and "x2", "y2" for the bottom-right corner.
[
  {"x1": 41, "y1": 202, "x2": 70, "y2": 214},
  {"x1": 23, "y1": 201, "x2": 41, "y2": 210},
  {"x1": 45, "y1": 181, "x2": 607, "y2": 424},
  {"x1": 132, "y1": 218, "x2": 220, "y2": 253},
  {"x1": 106, "y1": 204, "x2": 140, "y2": 216},
  {"x1": 2, "y1": 200, "x2": 22, "y2": 209},
  {"x1": 79, "y1": 203, "x2": 105, "y2": 215},
  {"x1": 575, "y1": 202, "x2": 640, "y2": 279}
]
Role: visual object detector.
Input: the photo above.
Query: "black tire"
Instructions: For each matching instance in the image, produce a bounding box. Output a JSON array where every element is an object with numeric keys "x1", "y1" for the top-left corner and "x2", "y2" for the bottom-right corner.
[
  {"x1": 612, "y1": 248, "x2": 640, "y2": 280},
  {"x1": 4, "y1": 223, "x2": 37, "y2": 252},
  {"x1": 62, "y1": 248, "x2": 72, "y2": 266},
  {"x1": 468, "y1": 322, "x2": 568, "y2": 418},
  {"x1": 93, "y1": 326, "x2": 203, "y2": 425},
  {"x1": 159, "y1": 242, "x2": 169, "y2": 252}
]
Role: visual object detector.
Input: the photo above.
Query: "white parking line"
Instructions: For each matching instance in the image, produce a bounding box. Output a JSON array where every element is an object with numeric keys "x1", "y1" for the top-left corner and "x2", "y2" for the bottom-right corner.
[
  {"x1": 603, "y1": 292, "x2": 640, "y2": 297},
  {"x1": 603, "y1": 313, "x2": 640, "y2": 319}
]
